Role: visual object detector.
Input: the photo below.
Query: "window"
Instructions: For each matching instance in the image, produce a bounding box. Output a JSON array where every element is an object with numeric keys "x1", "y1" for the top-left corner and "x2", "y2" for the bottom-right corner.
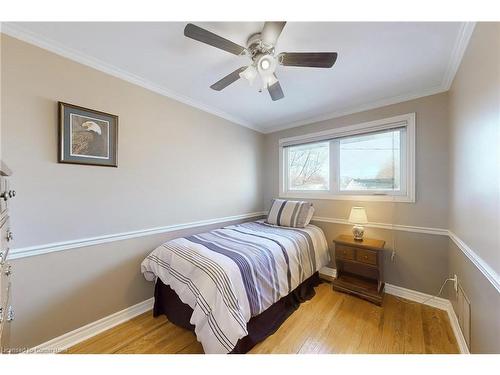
[
  {"x1": 287, "y1": 142, "x2": 329, "y2": 191},
  {"x1": 279, "y1": 113, "x2": 415, "y2": 202}
]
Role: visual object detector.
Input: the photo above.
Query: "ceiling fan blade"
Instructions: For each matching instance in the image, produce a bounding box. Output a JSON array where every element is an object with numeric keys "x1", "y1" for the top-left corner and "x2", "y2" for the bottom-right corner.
[
  {"x1": 210, "y1": 67, "x2": 247, "y2": 91},
  {"x1": 184, "y1": 23, "x2": 246, "y2": 56},
  {"x1": 278, "y1": 52, "x2": 338, "y2": 68},
  {"x1": 261, "y1": 22, "x2": 286, "y2": 48},
  {"x1": 267, "y1": 76, "x2": 284, "y2": 101}
]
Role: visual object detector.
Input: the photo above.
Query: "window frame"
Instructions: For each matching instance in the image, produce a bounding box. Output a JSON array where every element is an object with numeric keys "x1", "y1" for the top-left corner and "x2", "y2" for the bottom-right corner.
[{"x1": 279, "y1": 113, "x2": 416, "y2": 203}]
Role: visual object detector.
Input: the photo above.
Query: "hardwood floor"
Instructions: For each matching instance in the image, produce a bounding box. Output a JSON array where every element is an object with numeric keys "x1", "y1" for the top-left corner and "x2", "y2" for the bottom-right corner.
[{"x1": 65, "y1": 283, "x2": 459, "y2": 354}]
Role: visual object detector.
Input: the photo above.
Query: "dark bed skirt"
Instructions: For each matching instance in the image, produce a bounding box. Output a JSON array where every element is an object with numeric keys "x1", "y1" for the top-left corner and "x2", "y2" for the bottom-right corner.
[{"x1": 153, "y1": 272, "x2": 322, "y2": 354}]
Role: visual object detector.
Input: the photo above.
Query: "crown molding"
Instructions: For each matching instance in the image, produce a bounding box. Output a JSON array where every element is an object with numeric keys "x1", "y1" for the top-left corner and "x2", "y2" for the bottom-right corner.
[
  {"x1": 0, "y1": 22, "x2": 260, "y2": 132},
  {"x1": 441, "y1": 22, "x2": 476, "y2": 90},
  {"x1": 260, "y1": 22, "x2": 476, "y2": 134},
  {"x1": 1, "y1": 22, "x2": 476, "y2": 135},
  {"x1": 260, "y1": 85, "x2": 446, "y2": 133}
]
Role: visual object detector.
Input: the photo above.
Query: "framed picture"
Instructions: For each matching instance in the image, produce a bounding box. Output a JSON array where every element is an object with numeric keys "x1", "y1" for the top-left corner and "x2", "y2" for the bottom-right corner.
[{"x1": 58, "y1": 102, "x2": 118, "y2": 167}]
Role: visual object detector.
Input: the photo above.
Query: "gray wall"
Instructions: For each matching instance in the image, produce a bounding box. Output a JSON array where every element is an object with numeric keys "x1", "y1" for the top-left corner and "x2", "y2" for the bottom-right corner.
[
  {"x1": 263, "y1": 93, "x2": 451, "y2": 293},
  {"x1": 313, "y1": 221, "x2": 449, "y2": 295},
  {"x1": 263, "y1": 93, "x2": 450, "y2": 229},
  {"x1": 447, "y1": 22, "x2": 500, "y2": 353},
  {"x1": 2, "y1": 23, "x2": 499, "y2": 354},
  {"x1": 9, "y1": 217, "x2": 262, "y2": 349},
  {"x1": 1, "y1": 34, "x2": 265, "y2": 349},
  {"x1": 1, "y1": 34, "x2": 264, "y2": 249}
]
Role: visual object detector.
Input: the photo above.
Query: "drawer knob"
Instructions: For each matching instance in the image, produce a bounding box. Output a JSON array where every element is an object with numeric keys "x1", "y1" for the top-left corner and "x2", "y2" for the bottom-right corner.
[
  {"x1": 4, "y1": 264, "x2": 12, "y2": 276},
  {"x1": 0, "y1": 192, "x2": 8, "y2": 201},
  {"x1": 7, "y1": 305, "x2": 14, "y2": 322}
]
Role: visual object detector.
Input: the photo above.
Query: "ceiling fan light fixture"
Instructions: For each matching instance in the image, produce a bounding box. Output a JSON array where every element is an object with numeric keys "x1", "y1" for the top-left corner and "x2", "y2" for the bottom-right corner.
[
  {"x1": 239, "y1": 65, "x2": 258, "y2": 85},
  {"x1": 184, "y1": 22, "x2": 337, "y2": 102},
  {"x1": 257, "y1": 55, "x2": 277, "y2": 75}
]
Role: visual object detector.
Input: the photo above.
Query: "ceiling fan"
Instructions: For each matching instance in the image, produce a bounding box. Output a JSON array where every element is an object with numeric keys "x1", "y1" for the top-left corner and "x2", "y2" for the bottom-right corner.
[{"x1": 184, "y1": 22, "x2": 338, "y2": 101}]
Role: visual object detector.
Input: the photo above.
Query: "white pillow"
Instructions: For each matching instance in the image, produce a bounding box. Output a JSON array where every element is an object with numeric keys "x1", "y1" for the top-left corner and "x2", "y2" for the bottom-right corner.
[{"x1": 304, "y1": 206, "x2": 315, "y2": 226}]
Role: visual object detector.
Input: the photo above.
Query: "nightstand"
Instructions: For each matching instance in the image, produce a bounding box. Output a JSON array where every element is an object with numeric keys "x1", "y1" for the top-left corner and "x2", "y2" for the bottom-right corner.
[{"x1": 332, "y1": 234, "x2": 385, "y2": 305}]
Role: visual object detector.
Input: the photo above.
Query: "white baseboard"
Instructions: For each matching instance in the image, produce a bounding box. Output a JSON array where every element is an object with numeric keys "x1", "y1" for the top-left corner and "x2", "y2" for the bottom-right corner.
[
  {"x1": 27, "y1": 298, "x2": 154, "y2": 353},
  {"x1": 384, "y1": 283, "x2": 450, "y2": 311},
  {"x1": 27, "y1": 274, "x2": 469, "y2": 354},
  {"x1": 321, "y1": 269, "x2": 469, "y2": 354},
  {"x1": 384, "y1": 283, "x2": 469, "y2": 354},
  {"x1": 445, "y1": 300, "x2": 470, "y2": 354}
]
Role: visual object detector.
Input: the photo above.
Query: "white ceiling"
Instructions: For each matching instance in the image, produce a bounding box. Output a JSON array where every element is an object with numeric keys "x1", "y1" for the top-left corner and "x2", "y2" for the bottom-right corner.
[{"x1": 3, "y1": 22, "x2": 472, "y2": 133}]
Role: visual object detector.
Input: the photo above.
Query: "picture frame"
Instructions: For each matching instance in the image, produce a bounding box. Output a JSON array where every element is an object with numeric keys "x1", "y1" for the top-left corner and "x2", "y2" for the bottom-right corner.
[{"x1": 58, "y1": 102, "x2": 118, "y2": 167}]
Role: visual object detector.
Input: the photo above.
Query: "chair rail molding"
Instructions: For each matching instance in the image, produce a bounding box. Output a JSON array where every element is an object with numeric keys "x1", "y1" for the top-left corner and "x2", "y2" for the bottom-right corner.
[
  {"x1": 311, "y1": 216, "x2": 449, "y2": 236},
  {"x1": 9, "y1": 211, "x2": 267, "y2": 260},
  {"x1": 313, "y1": 216, "x2": 499, "y2": 294},
  {"x1": 448, "y1": 231, "x2": 500, "y2": 294}
]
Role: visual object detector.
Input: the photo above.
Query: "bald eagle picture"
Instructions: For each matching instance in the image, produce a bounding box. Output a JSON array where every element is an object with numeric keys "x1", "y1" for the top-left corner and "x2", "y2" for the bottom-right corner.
[
  {"x1": 71, "y1": 117, "x2": 109, "y2": 158},
  {"x1": 58, "y1": 102, "x2": 118, "y2": 167}
]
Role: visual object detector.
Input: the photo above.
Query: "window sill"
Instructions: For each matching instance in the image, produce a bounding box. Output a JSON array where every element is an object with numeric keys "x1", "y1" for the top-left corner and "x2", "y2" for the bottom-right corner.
[{"x1": 279, "y1": 192, "x2": 415, "y2": 203}]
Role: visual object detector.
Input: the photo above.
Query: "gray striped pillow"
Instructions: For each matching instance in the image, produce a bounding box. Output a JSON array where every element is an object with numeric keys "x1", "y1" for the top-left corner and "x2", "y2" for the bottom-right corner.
[{"x1": 266, "y1": 199, "x2": 313, "y2": 228}]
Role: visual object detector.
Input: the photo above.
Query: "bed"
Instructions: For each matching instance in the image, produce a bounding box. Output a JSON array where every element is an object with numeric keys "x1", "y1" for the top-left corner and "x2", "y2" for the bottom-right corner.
[{"x1": 141, "y1": 219, "x2": 329, "y2": 354}]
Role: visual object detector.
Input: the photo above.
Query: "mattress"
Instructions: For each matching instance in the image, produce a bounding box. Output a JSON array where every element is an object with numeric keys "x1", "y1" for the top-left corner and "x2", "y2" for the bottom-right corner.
[{"x1": 141, "y1": 219, "x2": 330, "y2": 353}]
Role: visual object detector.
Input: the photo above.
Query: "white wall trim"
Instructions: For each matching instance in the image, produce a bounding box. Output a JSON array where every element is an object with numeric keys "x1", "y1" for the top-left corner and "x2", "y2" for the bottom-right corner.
[
  {"x1": 315, "y1": 217, "x2": 499, "y2": 295},
  {"x1": 266, "y1": 90, "x2": 442, "y2": 133},
  {"x1": 9, "y1": 211, "x2": 266, "y2": 260},
  {"x1": 27, "y1": 276, "x2": 468, "y2": 354},
  {"x1": 384, "y1": 283, "x2": 469, "y2": 354},
  {"x1": 26, "y1": 298, "x2": 154, "y2": 353},
  {"x1": 0, "y1": 23, "x2": 259, "y2": 132},
  {"x1": 260, "y1": 22, "x2": 476, "y2": 134},
  {"x1": 448, "y1": 231, "x2": 500, "y2": 294},
  {"x1": 441, "y1": 22, "x2": 476, "y2": 90},
  {"x1": 384, "y1": 283, "x2": 450, "y2": 311},
  {"x1": 1, "y1": 22, "x2": 475, "y2": 135},
  {"x1": 311, "y1": 216, "x2": 449, "y2": 236}
]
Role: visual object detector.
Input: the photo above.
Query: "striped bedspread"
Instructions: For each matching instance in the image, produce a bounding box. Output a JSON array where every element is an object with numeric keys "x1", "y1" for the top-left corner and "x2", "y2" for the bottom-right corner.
[{"x1": 141, "y1": 220, "x2": 329, "y2": 353}]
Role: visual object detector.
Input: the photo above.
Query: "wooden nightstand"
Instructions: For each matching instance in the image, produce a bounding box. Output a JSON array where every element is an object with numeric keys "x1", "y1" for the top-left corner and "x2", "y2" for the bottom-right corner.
[{"x1": 332, "y1": 235, "x2": 385, "y2": 305}]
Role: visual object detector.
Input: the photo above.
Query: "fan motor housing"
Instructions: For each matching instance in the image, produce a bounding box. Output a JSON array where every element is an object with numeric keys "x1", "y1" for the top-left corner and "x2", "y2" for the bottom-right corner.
[{"x1": 246, "y1": 32, "x2": 274, "y2": 58}]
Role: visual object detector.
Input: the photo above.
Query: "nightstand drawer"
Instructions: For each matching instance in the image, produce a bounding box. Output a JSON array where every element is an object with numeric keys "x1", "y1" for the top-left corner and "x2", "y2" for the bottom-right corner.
[
  {"x1": 356, "y1": 249, "x2": 377, "y2": 265},
  {"x1": 336, "y1": 245, "x2": 355, "y2": 260}
]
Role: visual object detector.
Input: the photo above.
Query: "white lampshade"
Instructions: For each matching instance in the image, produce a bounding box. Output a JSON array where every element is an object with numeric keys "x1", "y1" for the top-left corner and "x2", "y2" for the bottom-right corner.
[
  {"x1": 348, "y1": 207, "x2": 368, "y2": 224},
  {"x1": 239, "y1": 65, "x2": 258, "y2": 85}
]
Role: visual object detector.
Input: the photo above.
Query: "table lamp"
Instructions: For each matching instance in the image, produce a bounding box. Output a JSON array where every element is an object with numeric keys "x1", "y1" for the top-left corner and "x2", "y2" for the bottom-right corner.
[{"x1": 348, "y1": 206, "x2": 368, "y2": 241}]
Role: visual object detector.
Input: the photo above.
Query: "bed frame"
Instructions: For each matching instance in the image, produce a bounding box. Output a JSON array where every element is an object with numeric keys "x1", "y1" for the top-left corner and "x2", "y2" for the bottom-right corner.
[{"x1": 153, "y1": 272, "x2": 321, "y2": 353}]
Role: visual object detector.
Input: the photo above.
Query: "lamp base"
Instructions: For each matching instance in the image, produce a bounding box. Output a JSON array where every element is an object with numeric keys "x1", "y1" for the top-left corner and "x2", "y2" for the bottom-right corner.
[{"x1": 352, "y1": 225, "x2": 365, "y2": 241}]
